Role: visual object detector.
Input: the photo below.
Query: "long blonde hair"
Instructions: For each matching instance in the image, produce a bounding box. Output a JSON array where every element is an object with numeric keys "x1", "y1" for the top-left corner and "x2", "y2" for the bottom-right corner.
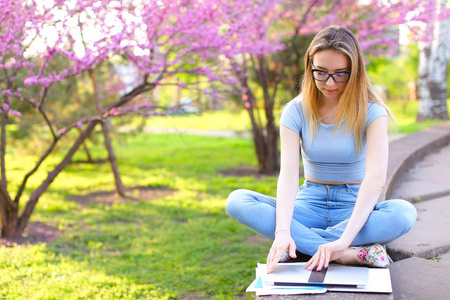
[{"x1": 301, "y1": 25, "x2": 395, "y2": 151}]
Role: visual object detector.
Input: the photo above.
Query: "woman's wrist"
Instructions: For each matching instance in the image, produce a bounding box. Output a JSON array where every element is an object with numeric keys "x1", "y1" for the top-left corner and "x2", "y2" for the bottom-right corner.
[
  {"x1": 275, "y1": 228, "x2": 290, "y2": 235},
  {"x1": 338, "y1": 236, "x2": 353, "y2": 248}
]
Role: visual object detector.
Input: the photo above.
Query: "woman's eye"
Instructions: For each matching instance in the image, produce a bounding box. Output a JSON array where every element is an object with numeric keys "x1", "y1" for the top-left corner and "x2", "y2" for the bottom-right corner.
[{"x1": 336, "y1": 72, "x2": 347, "y2": 78}]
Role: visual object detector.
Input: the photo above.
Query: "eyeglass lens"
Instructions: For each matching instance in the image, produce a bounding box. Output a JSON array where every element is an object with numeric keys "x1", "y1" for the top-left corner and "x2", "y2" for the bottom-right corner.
[{"x1": 312, "y1": 70, "x2": 350, "y2": 82}]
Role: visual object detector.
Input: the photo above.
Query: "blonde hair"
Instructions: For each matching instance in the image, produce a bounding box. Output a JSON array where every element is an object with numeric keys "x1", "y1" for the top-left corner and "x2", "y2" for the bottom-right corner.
[{"x1": 301, "y1": 25, "x2": 395, "y2": 151}]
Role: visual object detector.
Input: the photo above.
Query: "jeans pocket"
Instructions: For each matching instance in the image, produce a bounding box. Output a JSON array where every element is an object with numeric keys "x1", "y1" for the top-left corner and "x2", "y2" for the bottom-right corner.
[{"x1": 346, "y1": 184, "x2": 360, "y2": 198}]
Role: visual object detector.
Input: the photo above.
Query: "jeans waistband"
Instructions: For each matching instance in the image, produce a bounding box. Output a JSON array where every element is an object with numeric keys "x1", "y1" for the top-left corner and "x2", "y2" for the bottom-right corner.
[{"x1": 304, "y1": 180, "x2": 361, "y2": 188}]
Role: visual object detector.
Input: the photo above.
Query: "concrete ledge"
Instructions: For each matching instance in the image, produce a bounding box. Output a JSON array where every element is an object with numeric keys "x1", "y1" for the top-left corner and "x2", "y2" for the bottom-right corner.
[
  {"x1": 380, "y1": 121, "x2": 450, "y2": 201},
  {"x1": 389, "y1": 257, "x2": 450, "y2": 300},
  {"x1": 389, "y1": 143, "x2": 450, "y2": 202},
  {"x1": 386, "y1": 195, "x2": 450, "y2": 261}
]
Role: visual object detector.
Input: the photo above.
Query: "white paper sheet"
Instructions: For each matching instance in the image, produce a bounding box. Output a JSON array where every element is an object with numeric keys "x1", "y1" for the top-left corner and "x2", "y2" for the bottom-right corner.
[
  {"x1": 247, "y1": 263, "x2": 392, "y2": 295},
  {"x1": 328, "y1": 268, "x2": 392, "y2": 293},
  {"x1": 246, "y1": 265, "x2": 327, "y2": 296}
]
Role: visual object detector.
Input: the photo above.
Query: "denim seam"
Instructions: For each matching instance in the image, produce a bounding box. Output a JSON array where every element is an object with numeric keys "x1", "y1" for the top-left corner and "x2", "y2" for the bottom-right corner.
[
  {"x1": 325, "y1": 220, "x2": 348, "y2": 233},
  {"x1": 346, "y1": 186, "x2": 358, "y2": 198},
  {"x1": 293, "y1": 209, "x2": 327, "y2": 221}
]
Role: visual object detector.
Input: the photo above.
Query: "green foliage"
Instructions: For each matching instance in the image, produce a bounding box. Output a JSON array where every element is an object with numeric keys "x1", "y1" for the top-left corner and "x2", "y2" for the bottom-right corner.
[{"x1": 367, "y1": 43, "x2": 419, "y2": 101}]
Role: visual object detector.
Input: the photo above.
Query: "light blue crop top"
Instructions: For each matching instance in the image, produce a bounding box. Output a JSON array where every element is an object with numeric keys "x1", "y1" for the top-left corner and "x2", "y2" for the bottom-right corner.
[{"x1": 279, "y1": 96, "x2": 387, "y2": 182}]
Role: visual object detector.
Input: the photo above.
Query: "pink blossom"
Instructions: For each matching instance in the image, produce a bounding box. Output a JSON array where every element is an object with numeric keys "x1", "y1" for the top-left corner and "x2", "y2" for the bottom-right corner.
[{"x1": 9, "y1": 110, "x2": 22, "y2": 117}]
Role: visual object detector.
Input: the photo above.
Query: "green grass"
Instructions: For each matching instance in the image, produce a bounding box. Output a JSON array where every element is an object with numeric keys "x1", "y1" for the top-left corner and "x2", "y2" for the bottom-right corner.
[
  {"x1": 140, "y1": 100, "x2": 450, "y2": 135},
  {"x1": 386, "y1": 100, "x2": 450, "y2": 134},
  {"x1": 1, "y1": 133, "x2": 277, "y2": 300},
  {"x1": 144, "y1": 110, "x2": 254, "y2": 131},
  {"x1": 2, "y1": 102, "x2": 449, "y2": 299}
]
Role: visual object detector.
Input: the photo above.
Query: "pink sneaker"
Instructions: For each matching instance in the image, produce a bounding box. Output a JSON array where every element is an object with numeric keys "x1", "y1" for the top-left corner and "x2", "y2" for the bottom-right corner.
[
  {"x1": 279, "y1": 251, "x2": 290, "y2": 263},
  {"x1": 356, "y1": 244, "x2": 390, "y2": 268}
]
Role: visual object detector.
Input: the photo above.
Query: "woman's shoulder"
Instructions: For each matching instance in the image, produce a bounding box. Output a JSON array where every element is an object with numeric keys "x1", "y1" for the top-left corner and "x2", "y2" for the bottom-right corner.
[
  {"x1": 280, "y1": 94, "x2": 305, "y2": 132},
  {"x1": 284, "y1": 94, "x2": 304, "y2": 112},
  {"x1": 366, "y1": 101, "x2": 388, "y2": 128},
  {"x1": 367, "y1": 101, "x2": 388, "y2": 116}
]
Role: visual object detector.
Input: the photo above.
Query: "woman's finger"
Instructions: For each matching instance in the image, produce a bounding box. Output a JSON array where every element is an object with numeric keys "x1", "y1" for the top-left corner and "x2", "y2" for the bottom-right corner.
[
  {"x1": 317, "y1": 248, "x2": 326, "y2": 271},
  {"x1": 307, "y1": 253, "x2": 319, "y2": 271},
  {"x1": 267, "y1": 250, "x2": 283, "y2": 274},
  {"x1": 324, "y1": 249, "x2": 331, "y2": 269}
]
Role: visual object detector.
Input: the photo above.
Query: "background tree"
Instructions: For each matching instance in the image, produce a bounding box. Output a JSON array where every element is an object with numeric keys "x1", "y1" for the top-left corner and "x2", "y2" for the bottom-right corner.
[
  {"x1": 212, "y1": 0, "x2": 436, "y2": 174},
  {"x1": 0, "y1": 0, "x2": 255, "y2": 238},
  {"x1": 417, "y1": 0, "x2": 450, "y2": 121}
]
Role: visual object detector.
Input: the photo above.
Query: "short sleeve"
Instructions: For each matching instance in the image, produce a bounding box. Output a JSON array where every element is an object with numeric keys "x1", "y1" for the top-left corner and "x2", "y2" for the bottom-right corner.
[
  {"x1": 366, "y1": 102, "x2": 387, "y2": 129},
  {"x1": 280, "y1": 96, "x2": 304, "y2": 134}
]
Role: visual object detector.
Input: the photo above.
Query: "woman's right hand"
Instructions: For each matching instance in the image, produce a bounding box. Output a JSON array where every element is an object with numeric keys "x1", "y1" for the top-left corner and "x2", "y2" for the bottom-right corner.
[{"x1": 266, "y1": 231, "x2": 297, "y2": 273}]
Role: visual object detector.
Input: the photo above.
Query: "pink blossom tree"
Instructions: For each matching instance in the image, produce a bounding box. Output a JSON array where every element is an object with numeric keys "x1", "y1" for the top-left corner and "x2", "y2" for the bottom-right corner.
[
  {"x1": 0, "y1": 0, "x2": 271, "y2": 238},
  {"x1": 1, "y1": 0, "x2": 442, "y2": 238},
  {"x1": 209, "y1": 0, "x2": 442, "y2": 174}
]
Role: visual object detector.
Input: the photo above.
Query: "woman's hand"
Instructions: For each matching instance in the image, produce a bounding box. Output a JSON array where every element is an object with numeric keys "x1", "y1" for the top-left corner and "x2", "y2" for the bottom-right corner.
[
  {"x1": 305, "y1": 239, "x2": 349, "y2": 271},
  {"x1": 266, "y1": 231, "x2": 297, "y2": 274}
]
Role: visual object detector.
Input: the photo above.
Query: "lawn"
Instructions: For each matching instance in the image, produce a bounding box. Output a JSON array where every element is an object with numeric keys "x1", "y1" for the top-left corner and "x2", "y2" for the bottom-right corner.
[
  {"x1": 1, "y1": 133, "x2": 277, "y2": 300},
  {"x1": 1, "y1": 101, "x2": 449, "y2": 299},
  {"x1": 143, "y1": 100, "x2": 450, "y2": 134}
]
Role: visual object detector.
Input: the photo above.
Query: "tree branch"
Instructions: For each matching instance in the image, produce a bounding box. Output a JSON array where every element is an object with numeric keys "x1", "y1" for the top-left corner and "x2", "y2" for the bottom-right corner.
[
  {"x1": 17, "y1": 120, "x2": 101, "y2": 233},
  {"x1": 0, "y1": 184, "x2": 17, "y2": 210}
]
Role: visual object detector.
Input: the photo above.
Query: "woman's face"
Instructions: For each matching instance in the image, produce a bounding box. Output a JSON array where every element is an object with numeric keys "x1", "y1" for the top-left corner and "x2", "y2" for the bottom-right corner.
[{"x1": 311, "y1": 50, "x2": 351, "y2": 102}]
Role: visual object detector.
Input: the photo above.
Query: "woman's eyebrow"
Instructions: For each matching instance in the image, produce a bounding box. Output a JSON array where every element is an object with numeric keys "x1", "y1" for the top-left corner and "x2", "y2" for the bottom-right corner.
[{"x1": 313, "y1": 65, "x2": 350, "y2": 72}]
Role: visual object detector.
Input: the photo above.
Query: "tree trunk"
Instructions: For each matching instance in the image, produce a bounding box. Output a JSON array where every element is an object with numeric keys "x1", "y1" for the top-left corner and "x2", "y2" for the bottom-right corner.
[
  {"x1": 244, "y1": 90, "x2": 268, "y2": 172},
  {"x1": 1, "y1": 102, "x2": 8, "y2": 191},
  {"x1": 14, "y1": 121, "x2": 101, "y2": 236},
  {"x1": 77, "y1": 128, "x2": 95, "y2": 164},
  {"x1": 100, "y1": 121, "x2": 125, "y2": 197},
  {"x1": 0, "y1": 195, "x2": 18, "y2": 238},
  {"x1": 89, "y1": 69, "x2": 125, "y2": 197},
  {"x1": 241, "y1": 78, "x2": 279, "y2": 174},
  {"x1": 0, "y1": 101, "x2": 18, "y2": 237},
  {"x1": 417, "y1": 0, "x2": 449, "y2": 121},
  {"x1": 257, "y1": 56, "x2": 280, "y2": 174}
]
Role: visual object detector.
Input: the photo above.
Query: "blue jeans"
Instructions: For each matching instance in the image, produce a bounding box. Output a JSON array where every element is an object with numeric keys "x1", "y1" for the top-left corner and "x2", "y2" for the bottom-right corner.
[{"x1": 226, "y1": 180, "x2": 417, "y2": 256}]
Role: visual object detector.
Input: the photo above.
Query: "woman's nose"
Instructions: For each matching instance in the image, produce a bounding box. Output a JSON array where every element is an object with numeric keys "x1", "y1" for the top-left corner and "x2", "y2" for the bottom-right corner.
[{"x1": 325, "y1": 76, "x2": 335, "y2": 86}]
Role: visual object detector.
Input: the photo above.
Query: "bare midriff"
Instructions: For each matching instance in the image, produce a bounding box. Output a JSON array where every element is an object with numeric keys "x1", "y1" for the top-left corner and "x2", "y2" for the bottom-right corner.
[{"x1": 305, "y1": 174, "x2": 363, "y2": 185}]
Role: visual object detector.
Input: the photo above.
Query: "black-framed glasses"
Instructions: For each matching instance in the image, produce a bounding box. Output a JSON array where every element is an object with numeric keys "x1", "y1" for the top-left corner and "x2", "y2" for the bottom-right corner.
[{"x1": 311, "y1": 69, "x2": 351, "y2": 83}]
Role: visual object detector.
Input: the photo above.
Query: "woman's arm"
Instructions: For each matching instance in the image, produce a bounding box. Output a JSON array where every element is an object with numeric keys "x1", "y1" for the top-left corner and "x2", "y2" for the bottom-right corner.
[
  {"x1": 305, "y1": 115, "x2": 389, "y2": 271},
  {"x1": 266, "y1": 125, "x2": 301, "y2": 273}
]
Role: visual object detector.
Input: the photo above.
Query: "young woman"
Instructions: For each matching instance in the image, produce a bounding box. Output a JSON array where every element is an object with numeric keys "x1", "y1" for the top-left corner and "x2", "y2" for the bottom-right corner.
[{"x1": 226, "y1": 25, "x2": 417, "y2": 273}]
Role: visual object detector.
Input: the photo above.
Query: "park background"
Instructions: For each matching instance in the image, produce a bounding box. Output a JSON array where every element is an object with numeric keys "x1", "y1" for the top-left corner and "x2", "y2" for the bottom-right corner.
[{"x1": 1, "y1": 0, "x2": 450, "y2": 299}]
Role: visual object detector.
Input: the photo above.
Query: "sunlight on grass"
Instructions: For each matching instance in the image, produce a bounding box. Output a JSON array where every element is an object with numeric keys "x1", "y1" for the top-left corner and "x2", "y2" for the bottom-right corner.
[
  {"x1": 132, "y1": 101, "x2": 449, "y2": 136},
  {"x1": 0, "y1": 244, "x2": 173, "y2": 299},
  {"x1": 3, "y1": 133, "x2": 273, "y2": 299},
  {"x1": 144, "y1": 109, "x2": 255, "y2": 131}
]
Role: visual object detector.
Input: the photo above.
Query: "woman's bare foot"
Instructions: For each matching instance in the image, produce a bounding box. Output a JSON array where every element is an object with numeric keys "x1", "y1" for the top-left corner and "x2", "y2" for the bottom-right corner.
[{"x1": 334, "y1": 247, "x2": 359, "y2": 265}]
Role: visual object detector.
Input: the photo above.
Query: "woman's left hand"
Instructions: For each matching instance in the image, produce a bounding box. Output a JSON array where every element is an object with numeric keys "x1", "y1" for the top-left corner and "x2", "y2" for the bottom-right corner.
[{"x1": 305, "y1": 239, "x2": 349, "y2": 271}]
